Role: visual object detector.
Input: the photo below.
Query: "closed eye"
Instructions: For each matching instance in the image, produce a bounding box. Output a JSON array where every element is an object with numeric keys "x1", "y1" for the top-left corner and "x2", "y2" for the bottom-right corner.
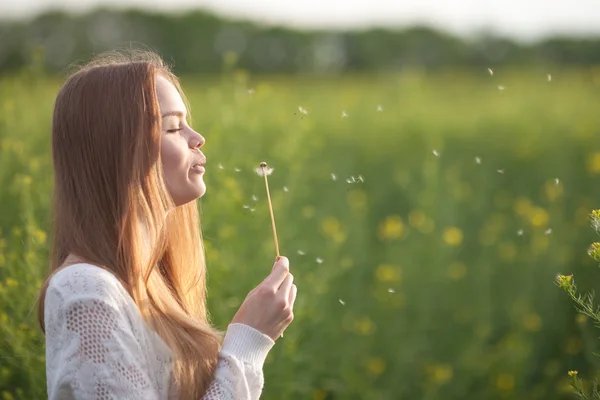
[{"x1": 166, "y1": 128, "x2": 183, "y2": 133}]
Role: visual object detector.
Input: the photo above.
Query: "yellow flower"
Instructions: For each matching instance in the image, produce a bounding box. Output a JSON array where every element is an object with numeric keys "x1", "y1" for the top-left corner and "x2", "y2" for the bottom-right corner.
[
  {"x1": 447, "y1": 263, "x2": 466, "y2": 281},
  {"x1": 591, "y1": 209, "x2": 600, "y2": 231},
  {"x1": 347, "y1": 189, "x2": 367, "y2": 212},
  {"x1": 365, "y1": 357, "x2": 386, "y2": 376},
  {"x1": 5, "y1": 278, "x2": 17, "y2": 287},
  {"x1": 443, "y1": 227, "x2": 463, "y2": 246},
  {"x1": 588, "y1": 242, "x2": 600, "y2": 262},
  {"x1": 378, "y1": 215, "x2": 405, "y2": 240},
  {"x1": 544, "y1": 180, "x2": 563, "y2": 201},
  {"x1": 564, "y1": 337, "x2": 582, "y2": 355},
  {"x1": 426, "y1": 364, "x2": 453, "y2": 385},
  {"x1": 408, "y1": 209, "x2": 435, "y2": 234},
  {"x1": 523, "y1": 313, "x2": 542, "y2": 332},
  {"x1": 311, "y1": 389, "x2": 328, "y2": 400},
  {"x1": 555, "y1": 274, "x2": 573, "y2": 291},
  {"x1": 320, "y1": 217, "x2": 347, "y2": 244},
  {"x1": 587, "y1": 152, "x2": 600, "y2": 174},
  {"x1": 528, "y1": 207, "x2": 549, "y2": 227},
  {"x1": 375, "y1": 264, "x2": 402, "y2": 283},
  {"x1": 568, "y1": 370, "x2": 579, "y2": 377},
  {"x1": 354, "y1": 316, "x2": 376, "y2": 335},
  {"x1": 495, "y1": 373, "x2": 515, "y2": 391}
]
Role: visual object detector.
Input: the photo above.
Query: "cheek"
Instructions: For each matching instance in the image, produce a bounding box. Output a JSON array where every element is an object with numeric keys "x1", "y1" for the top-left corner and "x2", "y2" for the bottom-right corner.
[{"x1": 160, "y1": 137, "x2": 188, "y2": 177}]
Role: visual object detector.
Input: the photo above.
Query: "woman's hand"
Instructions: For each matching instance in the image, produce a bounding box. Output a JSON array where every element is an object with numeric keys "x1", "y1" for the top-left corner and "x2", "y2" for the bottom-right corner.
[{"x1": 231, "y1": 256, "x2": 297, "y2": 341}]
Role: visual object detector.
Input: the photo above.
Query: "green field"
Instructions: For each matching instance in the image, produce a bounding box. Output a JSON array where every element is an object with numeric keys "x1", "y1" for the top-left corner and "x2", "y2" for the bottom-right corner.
[{"x1": 2, "y1": 65, "x2": 600, "y2": 399}]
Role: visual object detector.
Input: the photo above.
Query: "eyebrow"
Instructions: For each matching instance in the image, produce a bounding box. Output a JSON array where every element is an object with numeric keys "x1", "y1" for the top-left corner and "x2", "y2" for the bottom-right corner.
[{"x1": 161, "y1": 110, "x2": 186, "y2": 118}]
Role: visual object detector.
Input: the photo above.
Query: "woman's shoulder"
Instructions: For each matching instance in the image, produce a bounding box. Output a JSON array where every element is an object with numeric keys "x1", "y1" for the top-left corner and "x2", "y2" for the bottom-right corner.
[{"x1": 47, "y1": 262, "x2": 131, "y2": 306}]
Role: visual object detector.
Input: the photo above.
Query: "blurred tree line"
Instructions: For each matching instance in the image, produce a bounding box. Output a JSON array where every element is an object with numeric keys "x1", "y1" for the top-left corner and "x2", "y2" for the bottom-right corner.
[{"x1": 1, "y1": 7, "x2": 600, "y2": 75}]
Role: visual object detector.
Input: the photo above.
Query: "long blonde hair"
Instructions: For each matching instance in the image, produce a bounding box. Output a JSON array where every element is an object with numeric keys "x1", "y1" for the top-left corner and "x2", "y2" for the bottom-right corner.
[{"x1": 37, "y1": 50, "x2": 222, "y2": 398}]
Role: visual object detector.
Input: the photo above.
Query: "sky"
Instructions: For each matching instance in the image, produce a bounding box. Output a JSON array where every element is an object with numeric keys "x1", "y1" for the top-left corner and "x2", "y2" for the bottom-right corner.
[{"x1": 2, "y1": 0, "x2": 600, "y2": 41}]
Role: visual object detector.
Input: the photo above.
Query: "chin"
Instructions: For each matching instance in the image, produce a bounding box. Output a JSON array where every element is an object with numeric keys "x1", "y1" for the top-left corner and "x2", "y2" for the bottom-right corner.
[{"x1": 172, "y1": 184, "x2": 206, "y2": 207}]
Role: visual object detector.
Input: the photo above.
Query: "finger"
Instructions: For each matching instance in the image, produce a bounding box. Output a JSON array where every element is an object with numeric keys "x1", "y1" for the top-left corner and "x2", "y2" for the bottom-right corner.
[
  {"x1": 278, "y1": 273, "x2": 294, "y2": 294},
  {"x1": 288, "y1": 284, "x2": 297, "y2": 308},
  {"x1": 264, "y1": 256, "x2": 289, "y2": 288}
]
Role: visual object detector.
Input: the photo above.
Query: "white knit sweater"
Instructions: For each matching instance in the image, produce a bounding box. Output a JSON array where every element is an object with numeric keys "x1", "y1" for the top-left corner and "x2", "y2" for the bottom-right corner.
[{"x1": 44, "y1": 263, "x2": 275, "y2": 399}]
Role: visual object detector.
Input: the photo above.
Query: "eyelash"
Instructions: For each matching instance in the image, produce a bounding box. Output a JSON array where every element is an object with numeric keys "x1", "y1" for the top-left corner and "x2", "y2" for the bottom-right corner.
[{"x1": 166, "y1": 128, "x2": 183, "y2": 133}]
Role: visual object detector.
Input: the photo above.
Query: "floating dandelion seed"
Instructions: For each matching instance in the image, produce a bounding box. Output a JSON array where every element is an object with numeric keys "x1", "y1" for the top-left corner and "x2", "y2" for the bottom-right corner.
[
  {"x1": 388, "y1": 288, "x2": 395, "y2": 294},
  {"x1": 377, "y1": 105, "x2": 383, "y2": 111},
  {"x1": 555, "y1": 178, "x2": 560, "y2": 185},
  {"x1": 257, "y1": 162, "x2": 280, "y2": 258},
  {"x1": 298, "y1": 106, "x2": 308, "y2": 115},
  {"x1": 497, "y1": 169, "x2": 505, "y2": 174},
  {"x1": 218, "y1": 163, "x2": 224, "y2": 170},
  {"x1": 475, "y1": 157, "x2": 481, "y2": 164},
  {"x1": 357, "y1": 175, "x2": 364, "y2": 183},
  {"x1": 234, "y1": 168, "x2": 241, "y2": 172},
  {"x1": 342, "y1": 111, "x2": 348, "y2": 118},
  {"x1": 316, "y1": 257, "x2": 324, "y2": 264},
  {"x1": 498, "y1": 85, "x2": 506, "y2": 91},
  {"x1": 488, "y1": 68, "x2": 494, "y2": 76},
  {"x1": 339, "y1": 299, "x2": 346, "y2": 306},
  {"x1": 297, "y1": 250, "x2": 305, "y2": 256},
  {"x1": 432, "y1": 150, "x2": 440, "y2": 157},
  {"x1": 517, "y1": 229, "x2": 524, "y2": 236},
  {"x1": 545, "y1": 228, "x2": 553, "y2": 235},
  {"x1": 247, "y1": 89, "x2": 255, "y2": 95},
  {"x1": 242, "y1": 205, "x2": 255, "y2": 212},
  {"x1": 283, "y1": 186, "x2": 289, "y2": 192},
  {"x1": 547, "y1": 74, "x2": 552, "y2": 82},
  {"x1": 331, "y1": 173, "x2": 337, "y2": 181},
  {"x1": 251, "y1": 195, "x2": 258, "y2": 202}
]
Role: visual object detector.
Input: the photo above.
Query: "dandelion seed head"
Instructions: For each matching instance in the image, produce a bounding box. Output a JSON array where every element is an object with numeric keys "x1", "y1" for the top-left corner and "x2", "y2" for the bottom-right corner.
[
  {"x1": 339, "y1": 299, "x2": 346, "y2": 305},
  {"x1": 433, "y1": 149, "x2": 439, "y2": 157},
  {"x1": 255, "y1": 165, "x2": 274, "y2": 177}
]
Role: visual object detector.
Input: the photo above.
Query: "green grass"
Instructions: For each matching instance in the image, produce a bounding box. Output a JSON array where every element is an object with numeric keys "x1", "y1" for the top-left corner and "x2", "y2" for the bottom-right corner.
[{"x1": 2, "y1": 65, "x2": 600, "y2": 399}]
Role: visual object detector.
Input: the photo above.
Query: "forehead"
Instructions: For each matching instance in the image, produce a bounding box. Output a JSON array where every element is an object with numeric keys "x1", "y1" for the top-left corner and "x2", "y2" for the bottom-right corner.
[{"x1": 155, "y1": 75, "x2": 186, "y2": 113}]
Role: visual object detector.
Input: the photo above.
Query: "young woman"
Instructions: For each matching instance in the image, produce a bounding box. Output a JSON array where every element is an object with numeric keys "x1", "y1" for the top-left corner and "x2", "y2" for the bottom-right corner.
[{"x1": 37, "y1": 50, "x2": 297, "y2": 399}]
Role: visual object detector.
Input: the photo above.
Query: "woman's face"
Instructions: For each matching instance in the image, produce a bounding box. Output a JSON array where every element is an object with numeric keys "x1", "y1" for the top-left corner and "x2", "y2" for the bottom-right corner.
[{"x1": 156, "y1": 75, "x2": 206, "y2": 206}]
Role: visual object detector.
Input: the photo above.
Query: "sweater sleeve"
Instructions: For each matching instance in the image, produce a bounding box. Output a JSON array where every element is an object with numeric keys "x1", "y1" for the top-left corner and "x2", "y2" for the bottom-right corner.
[{"x1": 201, "y1": 323, "x2": 275, "y2": 399}]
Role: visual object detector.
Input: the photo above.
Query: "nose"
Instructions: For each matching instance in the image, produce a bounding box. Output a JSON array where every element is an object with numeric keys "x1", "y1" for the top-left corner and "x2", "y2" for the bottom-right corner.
[{"x1": 190, "y1": 131, "x2": 205, "y2": 150}]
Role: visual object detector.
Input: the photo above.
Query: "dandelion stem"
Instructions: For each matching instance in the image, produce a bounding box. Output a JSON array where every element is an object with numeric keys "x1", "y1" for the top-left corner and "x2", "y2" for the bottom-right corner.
[{"x1": 261, "y1": 163, "x2": 280, "y2": 258}]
